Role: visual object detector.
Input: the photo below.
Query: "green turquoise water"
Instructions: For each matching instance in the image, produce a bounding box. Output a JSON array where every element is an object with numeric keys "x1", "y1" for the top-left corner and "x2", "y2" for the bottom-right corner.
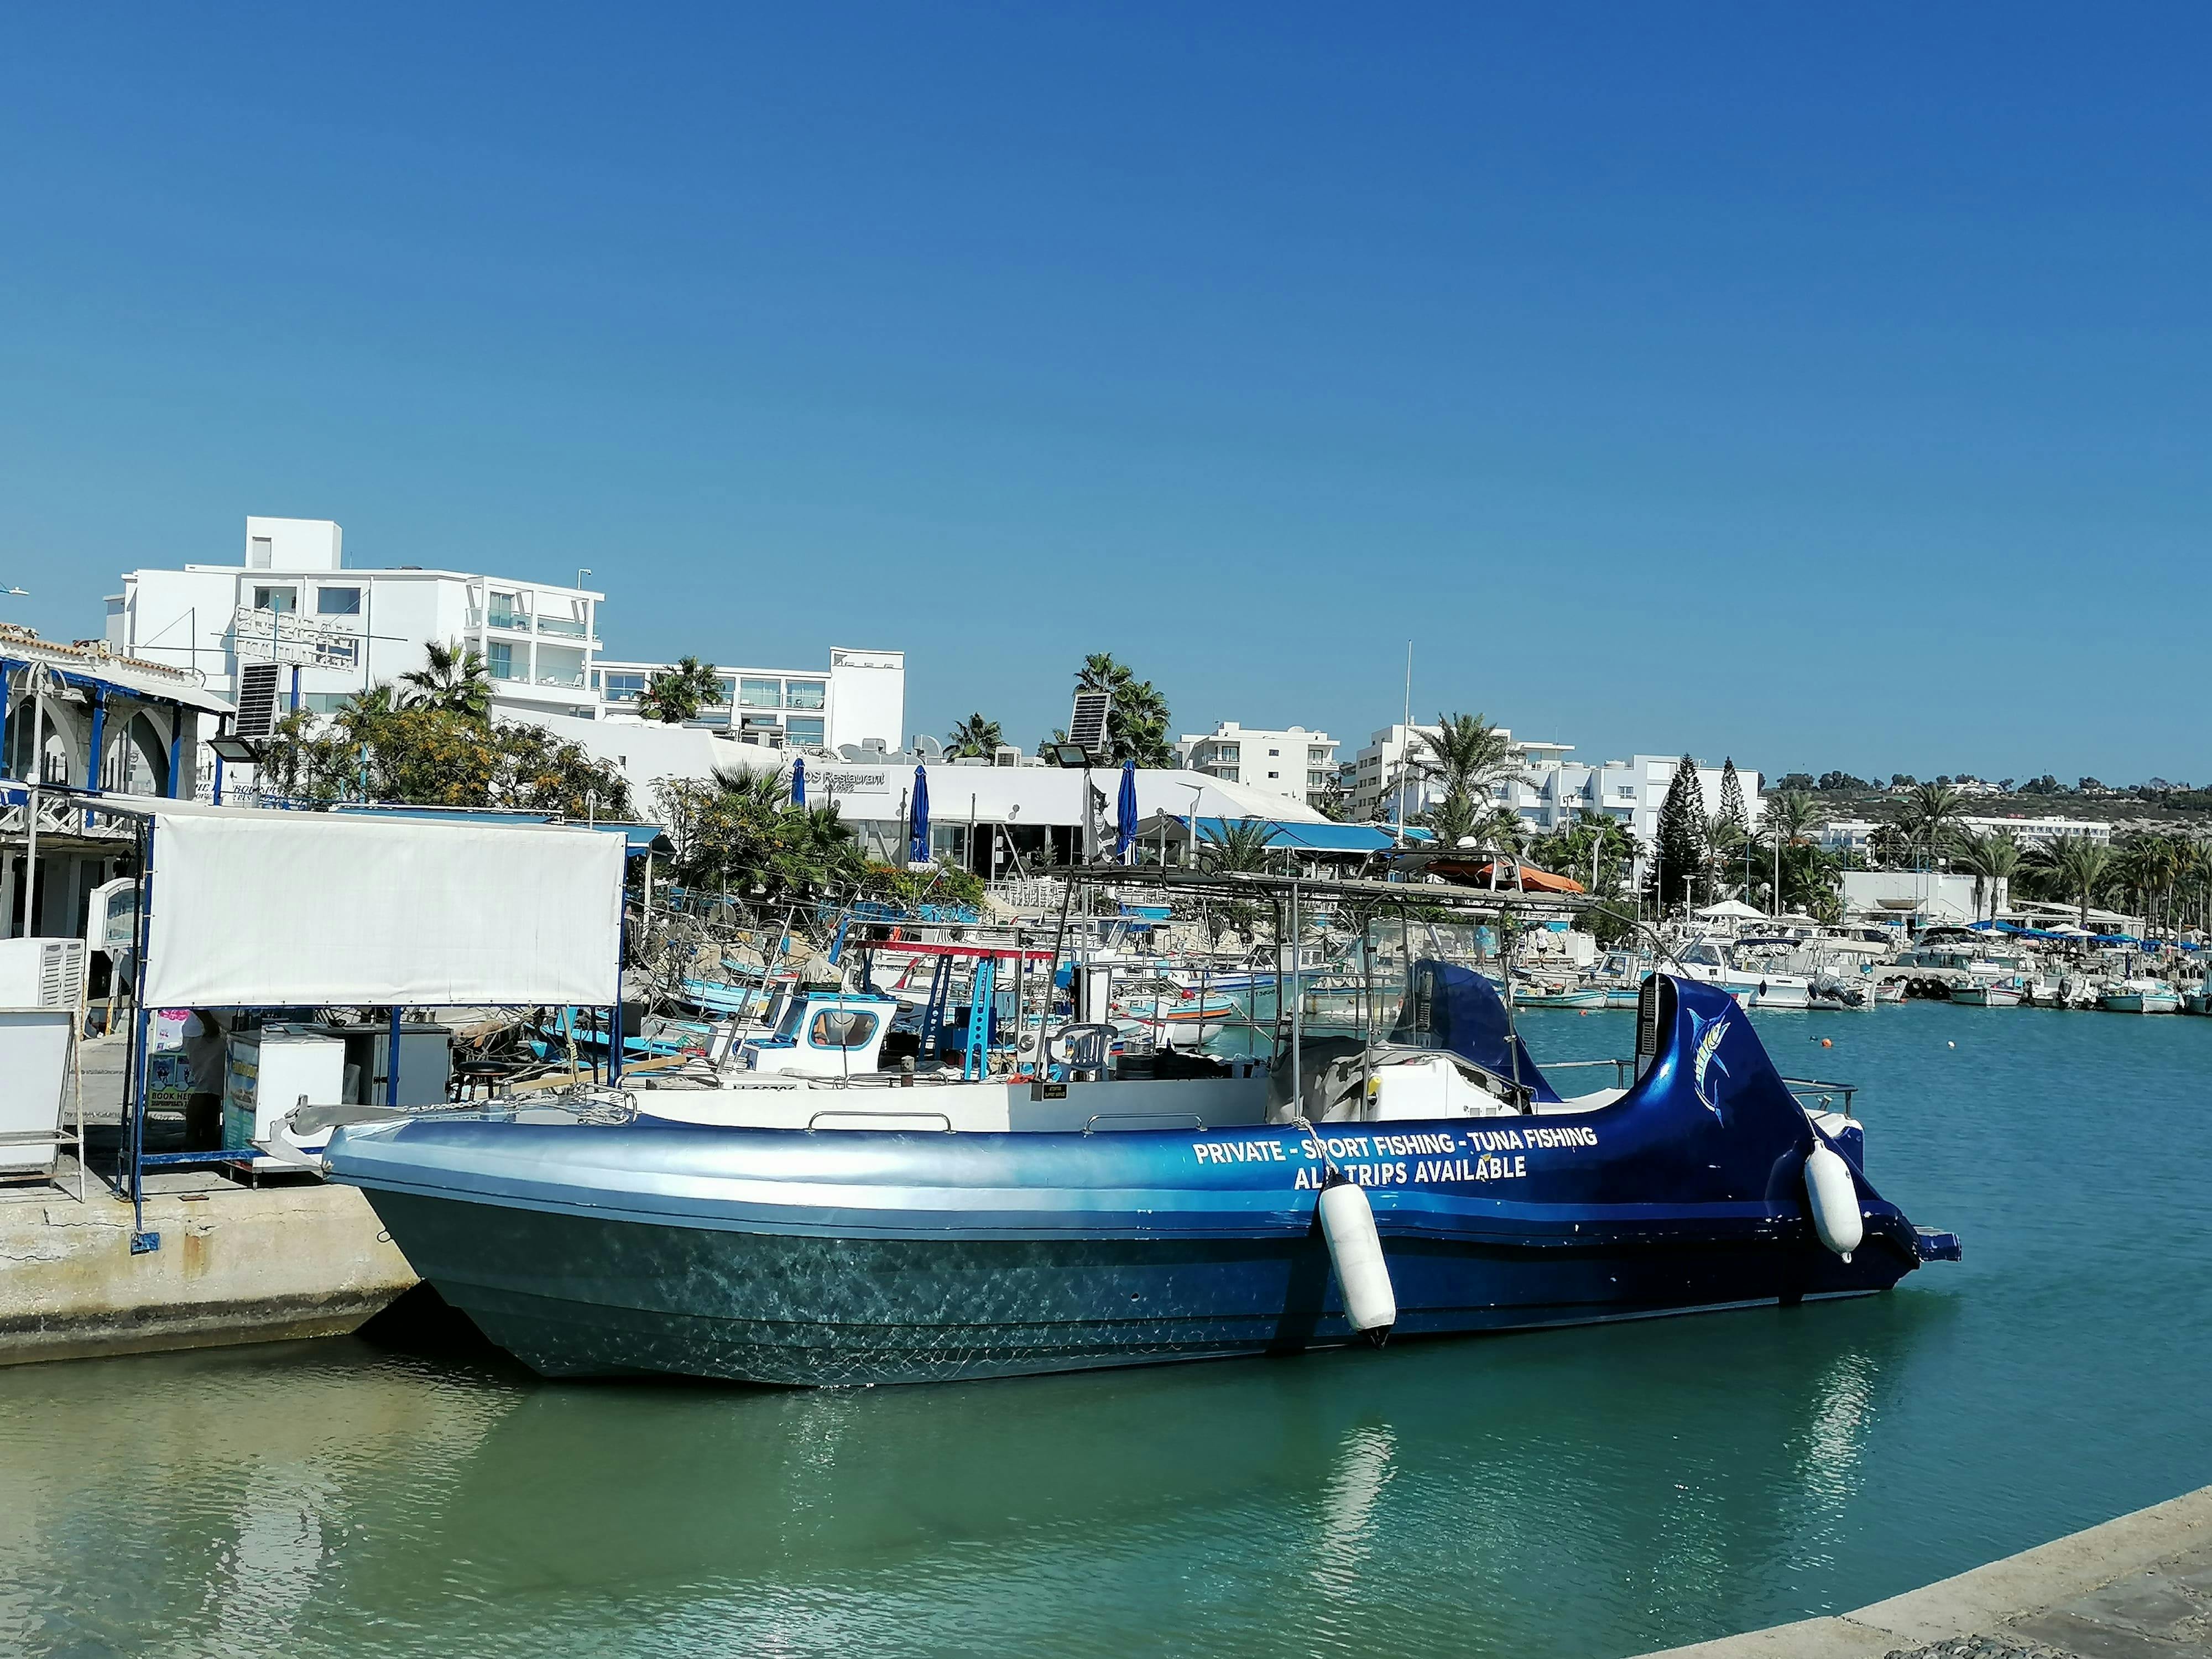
[{"x1": 4, "y1": 1004, "x2": 2208, "y2": 1658}]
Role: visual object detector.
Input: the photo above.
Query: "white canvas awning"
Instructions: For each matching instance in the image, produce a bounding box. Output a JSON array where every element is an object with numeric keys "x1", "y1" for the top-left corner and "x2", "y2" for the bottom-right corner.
[{"x1": 127, "y1": 797, "x2": 623, "y2": 1008}]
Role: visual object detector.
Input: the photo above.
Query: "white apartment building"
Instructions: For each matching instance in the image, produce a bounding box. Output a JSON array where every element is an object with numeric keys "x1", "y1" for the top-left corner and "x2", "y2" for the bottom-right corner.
[
  {"x1": 106, "y1": 518, "x2": 605, "y2": 722},
  {"x1": 1349, "y1": 723, "x2": 1760, "y2": 847},
  {"x1": 593, "y1": 649, "x2": 904, "y2": 754},
  {"x1": 103, "y1": 518, "x2": 908, "y2": 753},
  {"x1": 1815, "y1": 814, "x2": 2114, "y2": 855},
  {"x1": 1177, "y1": 722, "x2": 1338, "y2": 806}
]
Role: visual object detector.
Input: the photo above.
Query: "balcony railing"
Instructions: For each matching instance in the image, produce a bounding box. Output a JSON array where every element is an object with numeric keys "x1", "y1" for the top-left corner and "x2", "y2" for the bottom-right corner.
[
  {"x1": 536, "y1": 671, "x2": 586, "y2": 688},
  {"x1": 536, "y1": 615, "x2": 587, "y2": 638}
]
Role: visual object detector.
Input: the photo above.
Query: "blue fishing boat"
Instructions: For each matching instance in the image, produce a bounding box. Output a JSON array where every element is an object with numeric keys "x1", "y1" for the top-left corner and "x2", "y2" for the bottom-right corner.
[{"x1": 317, "y1": 964, "x2": 1959, "y2": 1386}]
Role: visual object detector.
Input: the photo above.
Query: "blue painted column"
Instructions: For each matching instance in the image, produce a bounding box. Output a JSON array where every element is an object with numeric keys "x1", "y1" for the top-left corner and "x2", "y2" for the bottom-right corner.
[
  {"x1": 85, "y1": 690, "x2": 106, "y2": 793},
  {"x1": 0, "y1": 660, "x2": 13, "y2": 778},
  {"x1": 385, "y1": 1005, "x2": 401, "y2": 1107},
  {"x1": 164, "y1": 706, "x2": 183, "y2": 799}
]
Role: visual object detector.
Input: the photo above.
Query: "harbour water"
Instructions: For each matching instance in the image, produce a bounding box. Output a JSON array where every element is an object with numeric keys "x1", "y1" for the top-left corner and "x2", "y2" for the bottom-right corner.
[{"x1": 3, "y1": 1003, "x2": 2207, "y2": 1659}]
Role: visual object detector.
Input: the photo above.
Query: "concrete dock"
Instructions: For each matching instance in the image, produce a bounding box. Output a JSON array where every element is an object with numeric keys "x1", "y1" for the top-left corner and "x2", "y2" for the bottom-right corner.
[
  {"x1": 0, "y1": 1033, "x2": 418, "y2": 1365},
  {"x1": 1641, "y1": 1485, "x2": 2212, "y2": 1659}
]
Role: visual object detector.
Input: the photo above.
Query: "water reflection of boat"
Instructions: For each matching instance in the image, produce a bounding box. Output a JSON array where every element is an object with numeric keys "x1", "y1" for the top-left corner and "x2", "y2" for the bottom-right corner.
[{"x1": 321, "y1": 963, "x2": 1960, "y2": 1386}]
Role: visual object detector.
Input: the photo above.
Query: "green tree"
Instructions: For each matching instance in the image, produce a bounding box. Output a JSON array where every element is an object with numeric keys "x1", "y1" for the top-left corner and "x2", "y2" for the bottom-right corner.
[
  {"x1": 1410, "y1": 713, "x2": 1521, "y2": 855},
  {"x1": 1716, "y1": 758, "x2": 1750, "y2": 842},
  {"x1": 259, "y1": 692, "x2": 630, "y2": 817},
  {"x1": 397, "y1": 639, "x2": 493, "y2": 721},
  {"x1": 947, "y1": 713, "x2": 1004, "y2": 759},
  {"x1": 1073, "y1": 653, "x2": 1175, "y2": 766},
  {"x1": 1653, "y1": 756, "x2": 1707, "y2": 911},
  {"x1": 1954, "y1": 831, "x2": 2024, "y2": 923},
  {"x1": 2033, "y1": 836, "x2": 2112, "y2": 930},
  {"x1": 1198, "y1": 817, "x2": 1282, "y2": 874},
  {"x1": 1896, "y1": 781, "x2": 1966, "y2": 868},
  {"x1": 635, "y1": 656, "x2": 724, "y2": 724}
]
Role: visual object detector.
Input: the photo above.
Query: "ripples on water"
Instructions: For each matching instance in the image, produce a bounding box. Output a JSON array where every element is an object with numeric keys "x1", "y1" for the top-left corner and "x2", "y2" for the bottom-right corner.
[{"x1": 3, "y1": 1004, "x2": 2207, "y2": 1659}]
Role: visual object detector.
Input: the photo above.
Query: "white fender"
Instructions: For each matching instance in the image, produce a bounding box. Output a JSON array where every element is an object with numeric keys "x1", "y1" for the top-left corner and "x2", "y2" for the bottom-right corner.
[
  {"x1": 1318, "y1": 1177, "x2": 1397, "y2": 1335},
  {"x1": 1804, "y1": 1138, "x2": 1864, "y2": 1261}
]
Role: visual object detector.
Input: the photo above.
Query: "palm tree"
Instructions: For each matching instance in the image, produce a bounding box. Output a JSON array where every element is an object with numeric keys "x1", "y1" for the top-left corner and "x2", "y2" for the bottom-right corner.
[
  {"x1": 947, "y1": 713, "x2": 1003, "y2": 760},
  {"x1": 1073, "y1": 653, "x2": 1175, "y2": 766},
  {"x1": 1754, "y1": 790, "x2": 1819, "y2": 913},
  {"x1": 637, "y1": 656, "x2": 724, "y2": 724},
  {"x1": 1413, "y1": 712, "x2": 1519, "y2": 802},
  {"x1": 1897, "y1": 781, "x2": 1966, "y2": 869},
  {"x1": 398, "y1": 639, "x2": 493, "y2": 720},
  {"x1": 2037, "y1": 836, "x2": 2112, "y2": 931},
  {"x1": 1199, "y1": 817, "x2": 1281, "y2": 874},
  {"x1": 1953, "y1": 831, "x2": 2023, "y2": 922},
  {"x1": 708, "y1": 762, "x2": 790, "y2": 813}
]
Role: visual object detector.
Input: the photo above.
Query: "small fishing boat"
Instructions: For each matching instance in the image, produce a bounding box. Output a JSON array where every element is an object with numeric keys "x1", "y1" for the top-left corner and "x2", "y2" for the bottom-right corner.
[
  {"x1": 2099, "y1": 979, "x2": 2183, "y2": 1014},
  {"x1": 1949, "y1": 977, "x2": 2026, "y2": 1008},
  {"x1": 311, "y1": 963, "x2": 1960, "y2": 1387},
  {"x1": 1514, "y1": 983, "x2": 1609, "y2": 1010}
]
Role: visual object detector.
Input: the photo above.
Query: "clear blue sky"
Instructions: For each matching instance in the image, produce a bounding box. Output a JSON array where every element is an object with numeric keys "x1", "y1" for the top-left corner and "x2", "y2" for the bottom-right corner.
[{"x1": 4, "y1": 6, "x2": 2206, "y2": 784}]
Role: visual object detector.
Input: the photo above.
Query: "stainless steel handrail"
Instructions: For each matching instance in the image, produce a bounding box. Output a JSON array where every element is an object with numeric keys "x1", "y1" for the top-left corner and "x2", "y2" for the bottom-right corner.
[
  {"x1": 805, "y1": 1109, "x2": 955, "y2": 1133},
  {"x1": 1082, "y1": 1111, "x2": 1207, "y2": 1136}
]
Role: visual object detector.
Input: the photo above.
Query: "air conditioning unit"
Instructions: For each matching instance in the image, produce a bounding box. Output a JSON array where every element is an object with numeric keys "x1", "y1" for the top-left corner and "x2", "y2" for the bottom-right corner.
[
  {"x1": 0, "y1": 938, "x2": 86, "y2": 1009},
  {"x1": 0, "y1": 939, "x2": 84, "y2": 1176},
  {"x1": 993, "y1": 745, "x2": 1020, "y2": 768}
]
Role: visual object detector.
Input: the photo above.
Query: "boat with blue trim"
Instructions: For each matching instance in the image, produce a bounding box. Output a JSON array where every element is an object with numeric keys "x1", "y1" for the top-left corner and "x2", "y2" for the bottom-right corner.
[{"x1": 312, "y1": 959, "x2": 1959, "y2": 1387}]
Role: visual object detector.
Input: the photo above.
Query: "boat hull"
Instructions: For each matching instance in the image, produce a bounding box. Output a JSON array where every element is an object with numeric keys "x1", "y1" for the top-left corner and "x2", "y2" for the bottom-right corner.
[
  {"x1": 354, "y1": 1182, "x2": 1921, "y2": 1386},
  {"x1": 325, "y1": 969, "x2": 1955, "y2": 1387}
]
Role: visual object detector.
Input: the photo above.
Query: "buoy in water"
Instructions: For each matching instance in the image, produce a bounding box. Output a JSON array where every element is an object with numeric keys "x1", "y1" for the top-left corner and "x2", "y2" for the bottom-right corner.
[
  {"x1": 1804, "y1": 1138, "x2": 1863, "y2": 1261},
  {"x1": 1948, "y1": 1041, "x2": 1956, "y2": 1049},
  {"x1": 1820, "y1": 1037, "x2": 1833, "y2": 1048},
  {"x1": 1318, "y1": 1172, "x2": 1397, "y2": 1338}
]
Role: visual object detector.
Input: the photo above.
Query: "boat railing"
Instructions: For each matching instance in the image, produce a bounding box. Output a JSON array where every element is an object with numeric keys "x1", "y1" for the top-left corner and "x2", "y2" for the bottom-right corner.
[
  {"x1": 805, "y1": 1109, "x2": 955, "y2": 1134},
  {"x1": 1779, "y1": 1076, "x2": 1859, "y2": 1117},
  {"x1": 1083, "y1": 1110, "x2": 1207, "y2": 1136}
]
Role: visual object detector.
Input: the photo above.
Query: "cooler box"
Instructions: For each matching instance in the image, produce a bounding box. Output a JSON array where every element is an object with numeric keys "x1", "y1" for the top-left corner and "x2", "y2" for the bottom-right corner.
[{"x1": 222, "y1": 1026, "x2": 347, "y2": 1170}]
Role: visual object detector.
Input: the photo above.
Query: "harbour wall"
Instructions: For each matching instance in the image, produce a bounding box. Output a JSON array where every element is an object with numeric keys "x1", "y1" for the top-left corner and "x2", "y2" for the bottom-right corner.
[
  {"x1": 0, "y1": 1181, "x2": 418, "y2": 1365},
  {"x1": 1638, "y1": 1482, "x2": 2212, "y2": 1657}
]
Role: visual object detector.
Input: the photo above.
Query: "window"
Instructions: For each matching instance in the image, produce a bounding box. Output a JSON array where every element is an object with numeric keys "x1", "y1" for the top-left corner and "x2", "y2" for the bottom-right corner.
[
  {"x1": 1308, "y1": 747, "x2": 1329, "y2": 763},
  {"x1": 601, "y1": 672, "x2": 646, "y2": 703},
  {"x1": 536, "y1": 645, "x2": 586, "y2": 687},
  {"x1": 785, "y1": 716, "x2": 825, "y2": 746},
  {"x1": 487, "y1": 590, "x2": 530, "y2": 629},
  {"x1": 1267, "y1": 748, "x2": 1280, "y2": 757},
  {"x1": 808, "y1": 1009, "x2": 879, "y2": 1049},
  {"x1": 739, "y1": 677, "x2": 782, "y2": 709},
  {"x1": 714, "y1": 678, "x2": 737, "y2": 707},
  {"x1": 316, "y1": 586, "x2": 361, "y2": 616},
  {"x1": 303, "y1": 692, "x2": 353, "y2": 714},
  {"x1": 1218, "y1": 744, "x2": 1239, "y2": 763},
  {"x1": 252, "y1": 586, "x2": 296, "y2": 613},
  {"x1": 784, "y1": 679, "x2": 826, "y2": 711},
  {"x1": 487, "y1": 641, "x2": 515, "y2": 680},
  {"x1": 1267, "y1": 770, "x2": 1280, "y2": 780}
]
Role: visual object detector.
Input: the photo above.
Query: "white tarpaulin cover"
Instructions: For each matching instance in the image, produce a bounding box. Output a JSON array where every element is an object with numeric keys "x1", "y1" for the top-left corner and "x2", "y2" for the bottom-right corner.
[{"x1": 135, "y1": 800, "x2": 623, "y2": 1007}]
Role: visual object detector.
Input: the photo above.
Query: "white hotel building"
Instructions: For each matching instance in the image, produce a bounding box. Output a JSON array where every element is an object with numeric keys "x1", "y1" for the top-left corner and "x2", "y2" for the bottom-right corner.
[
  {"x1": 1349, "y1": 723, "x2": 1760, "y2": 847},
  {"x1": 103, "y1": 517, "x2": 905, "y2": 754},
  {"x1": 1177, "y1": 722, "x2": 1339, "y2": 807}
]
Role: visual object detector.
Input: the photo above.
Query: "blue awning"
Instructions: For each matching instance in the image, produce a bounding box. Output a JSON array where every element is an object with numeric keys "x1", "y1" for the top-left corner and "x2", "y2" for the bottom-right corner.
[{"x1": 1187, "y1": 817, "x2": 1424, "y2": 854}]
